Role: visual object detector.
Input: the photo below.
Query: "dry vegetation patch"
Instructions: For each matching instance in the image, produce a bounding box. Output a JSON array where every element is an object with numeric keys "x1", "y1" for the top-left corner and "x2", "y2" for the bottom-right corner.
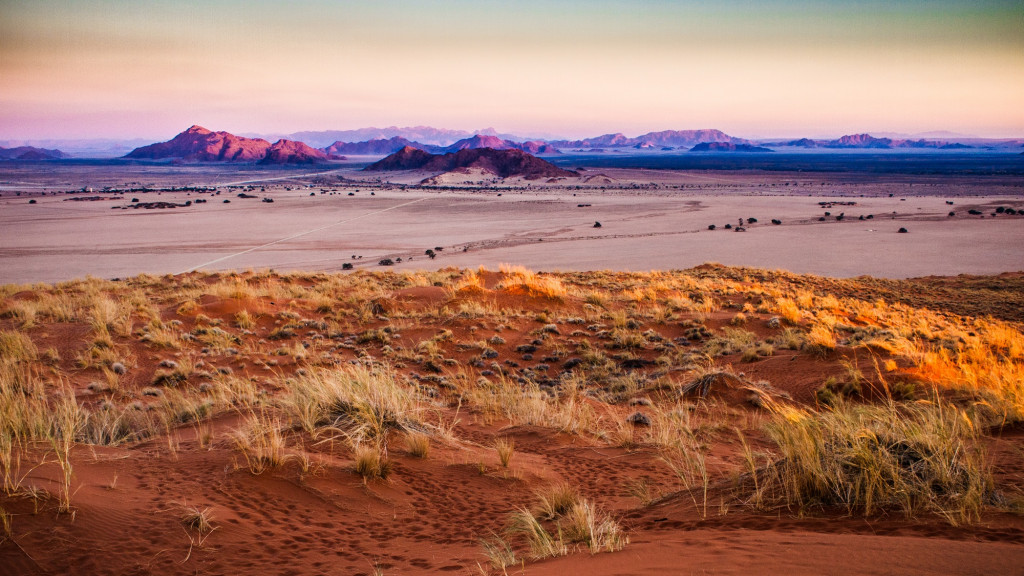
[{"x1": 1, "y1": 264, "x2": 1023, "y2": 574}]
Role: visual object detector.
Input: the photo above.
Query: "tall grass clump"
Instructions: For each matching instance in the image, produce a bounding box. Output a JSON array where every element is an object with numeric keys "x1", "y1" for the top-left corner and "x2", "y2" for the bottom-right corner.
[
  {"x1": 286, "y1": 364, "x2": 422, "y2": 440},
  {"x1": 353, "y1": 442, "x2": 392, "y2": 481},
  {"x1": 761, "y1": 398, "x2": 989, "y2": 525},
  {"x1": 232, "y1": 412, "x2": 288, "y2": 474},
  {"x1": 507, "y1": 486, "x2": 627, "y2": 558}
]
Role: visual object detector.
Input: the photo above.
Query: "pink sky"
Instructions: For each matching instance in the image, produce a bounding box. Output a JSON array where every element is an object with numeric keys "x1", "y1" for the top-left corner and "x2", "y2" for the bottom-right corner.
[{"x1": 1, "y1": 1, "x2": 1022, "y2": 140}]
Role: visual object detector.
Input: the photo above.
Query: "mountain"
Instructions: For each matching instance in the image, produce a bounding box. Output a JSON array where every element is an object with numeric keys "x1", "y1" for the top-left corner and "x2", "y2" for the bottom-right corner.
[
  {"x1": 829, "y1": 134, "x2": 893, "y2": 149},
  {"x1": 517, "y1": 141, "x2": 561, "y2": 155},
  {"x1": 783, "y1": 138, "x2": 820, "y2": 148},
  {"x1": 323, "y1": 137, "x2": 434, "y2": 155},
  {"x1": 362, "y1": 146, "x2": 436, "y2": 170},
  {"x1": 0, "y1": 145, "x2": 68, "y2": 160},
  {"x1": 872, "y1": 130, "x2": 979, "y2": 140},
  {"x1": 326, "y1": 134, "x2": 562, "y2": 156},
  {"x1": 765, "y1": 133, "x2": 976, "y2": 150},
  {"x1": 445, "y1": 134, "x2": 516, "y2": 152},
  {"x1": 0, "y1": 138, "x2": 152, "y2": 158},
  {"x1": 125, "y1": 125, "x2": 271, "y2": 161},
  {"x1": 550, "y1": 129, "x2": 747, "y2": 149},
  {"x1": 442, "y1": 135, "x2": 560, "y2": 154},
  {"x1": 690, "y1": 142, "x2": 773, "y2": 153},
  {"x1": 285, "y1": 126, "x2": 480, "y2": 148},
  {"x1": 259, "y1": 140, "x2": 332, "y2": 164},
  {"x1": 364, "y1": 147, "x2": 576, "y2": 179},
  {"x1": 124, "y1": 126, "x2": 342, "y2": 164}
]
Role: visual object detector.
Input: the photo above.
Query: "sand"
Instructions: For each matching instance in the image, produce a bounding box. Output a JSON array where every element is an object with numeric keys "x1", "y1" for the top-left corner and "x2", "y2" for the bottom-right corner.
[{"x1": 1, "y1": 164, "x2": 1022, "y2": 284}]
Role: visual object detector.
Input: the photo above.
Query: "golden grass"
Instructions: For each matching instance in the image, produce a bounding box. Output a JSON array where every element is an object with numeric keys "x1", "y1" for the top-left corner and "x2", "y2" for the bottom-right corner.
[
  {"x1": 762, "y1": 397, "x2": 989, "y2": 524},
  {"x1": 2, "y1": 264, "x2": 1023, "y2": 563},
  {"x1": 232, "y1": 412, "x2": 288, "y2": 475},
  {"x1": 0, "y1": 330, "x2": 37, "y2": 364},
  {"x1": 181, "y1": 504, "x2": 215, "y2": 534},
  {"x1": 286, "y1": 364, "x2": 422, "y2": 441},
  {"x1": 404, "y1": 431, "x2": 430, "y2": 459},
  {"x1": 508, "y1": 486, "x2": 627, "y2": 559},
  {"x1": 496, "y1": 264, "x2": 568, "y2": 300},
  {"x1": 353, "y1": 443, "x2": 392, "y2": 481},
  {"x1": 533, "y1": 482, "x2": 581, "y2": 520},
  {"x1": 494, "y1": 437, "x2": 514, "y2": 468}
]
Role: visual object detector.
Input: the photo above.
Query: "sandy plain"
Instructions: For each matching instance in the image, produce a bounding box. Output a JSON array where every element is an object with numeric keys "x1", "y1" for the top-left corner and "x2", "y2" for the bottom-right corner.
[{"x1": 1, "y1": 164, "x2": 1023, "y2": 284}]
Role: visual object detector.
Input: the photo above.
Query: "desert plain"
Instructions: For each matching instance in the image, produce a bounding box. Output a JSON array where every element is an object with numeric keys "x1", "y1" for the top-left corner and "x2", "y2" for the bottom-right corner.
[
  {"x1": 2, "y1": 162, "x2": 1023, "y2": 284},
  {"x1": 1, "y1": 158, "x2": 1023, "y2": 575}
]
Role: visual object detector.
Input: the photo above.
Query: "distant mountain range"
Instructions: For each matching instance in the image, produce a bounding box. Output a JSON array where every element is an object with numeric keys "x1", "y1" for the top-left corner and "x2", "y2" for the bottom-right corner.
[
  {"x1": 323, "y1": 134, "x2": 561, "y2": 156},
  {"x1": 549, "y1": 129, "x2": 748, "y2": 149},
  {"x1": 763, "y1": 133, "x2": 973, "y2": 150},
  {"x1": 0, "y1": 145, "x2": 69, "y2": 160},
  {"x1": 274, "y1": 126, "x2": 534, "y2": 148},
  {"x1": 11, "y1": 125, "x2": 1022, "y2": 160},
  {"x1": 364, "y1": 146, "x2": 576, "y2": 179}
]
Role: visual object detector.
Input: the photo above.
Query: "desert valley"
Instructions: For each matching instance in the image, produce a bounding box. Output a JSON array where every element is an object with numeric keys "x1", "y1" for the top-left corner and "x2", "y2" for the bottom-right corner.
[
  {"x1": 3, "y1": 1, "x2": 1024, "y2": 573},
  {"x1": 1, "y1": 122, "x2": 1023, "y2": 575}
]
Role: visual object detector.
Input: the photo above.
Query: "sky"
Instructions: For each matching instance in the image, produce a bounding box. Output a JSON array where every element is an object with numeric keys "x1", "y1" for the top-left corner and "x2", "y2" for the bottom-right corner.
[{"x1": 1, "y1": 0, "x2": 1022, "y2": 140}]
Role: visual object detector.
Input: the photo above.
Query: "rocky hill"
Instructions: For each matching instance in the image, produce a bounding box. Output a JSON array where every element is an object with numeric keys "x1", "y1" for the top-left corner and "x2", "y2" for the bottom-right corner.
[
  {"x1": 259, "y1": 140, "x2": 332, "y2": 164},
  {"x1": 361, "y1": 146, "x2": 435, "y2": 170},
  {"x1": 124, "y1": 125, "x2": 271, "y2": 161},
  {"x1": 364, "y1": 147, "x2": 576, "y2": 179}
]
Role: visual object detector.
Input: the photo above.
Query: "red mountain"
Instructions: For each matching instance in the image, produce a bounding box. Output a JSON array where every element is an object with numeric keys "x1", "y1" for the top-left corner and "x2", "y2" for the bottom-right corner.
[
  {"x1": 363, "y1": 146, "x2": 436, "y2": 170},
  {"x1": 259, "y1": 139, "x2": 330, "y2": 164},
  {"x1": 125, "y1": 125, "x2": 271, "y2": 161},
  {"x1": 365, "y1": 147, "x2": 576, "y2": 179}
]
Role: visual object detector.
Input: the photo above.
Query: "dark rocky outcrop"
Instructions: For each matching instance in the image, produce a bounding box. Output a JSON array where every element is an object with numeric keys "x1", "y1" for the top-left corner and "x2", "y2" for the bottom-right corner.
[
  {"x1": 689, "y1": 142, "x2": 773, "y2": 153},
  {"x1": 365, "y1": 147, "x2": 576, "y2": 180}
]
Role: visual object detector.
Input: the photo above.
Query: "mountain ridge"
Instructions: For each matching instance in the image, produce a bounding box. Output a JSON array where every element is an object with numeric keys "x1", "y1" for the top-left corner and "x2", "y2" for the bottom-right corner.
[{"x1": 364, "y1": 146, "x2": 576, "y2": 179}]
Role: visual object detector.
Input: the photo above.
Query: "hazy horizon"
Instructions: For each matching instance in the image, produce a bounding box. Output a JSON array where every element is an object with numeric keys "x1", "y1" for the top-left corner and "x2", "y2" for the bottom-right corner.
[{"x1": 2, "y1": 0, "x2": 1022, "y2": 141}]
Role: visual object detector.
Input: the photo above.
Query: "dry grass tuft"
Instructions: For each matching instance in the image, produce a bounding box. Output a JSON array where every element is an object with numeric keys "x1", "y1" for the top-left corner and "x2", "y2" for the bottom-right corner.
[
  {"x1": 404, "y1": 431, "x2": 430, "y2": 459},
  {"x1": 181, "y1": 505, "x2": 215, "y2": 533},
  {"x1": 232, "y1": 412, "x2": 288, "y2": 475},
  {"x1": 353, "y1": 443, "x2": 392, "y2": 481},
  {"x1": 286, "y1": 364, "x2": 422, "y2": 441},
  {"x1": 495, "y1": 437, "x2": 515, "y2": 468}
]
